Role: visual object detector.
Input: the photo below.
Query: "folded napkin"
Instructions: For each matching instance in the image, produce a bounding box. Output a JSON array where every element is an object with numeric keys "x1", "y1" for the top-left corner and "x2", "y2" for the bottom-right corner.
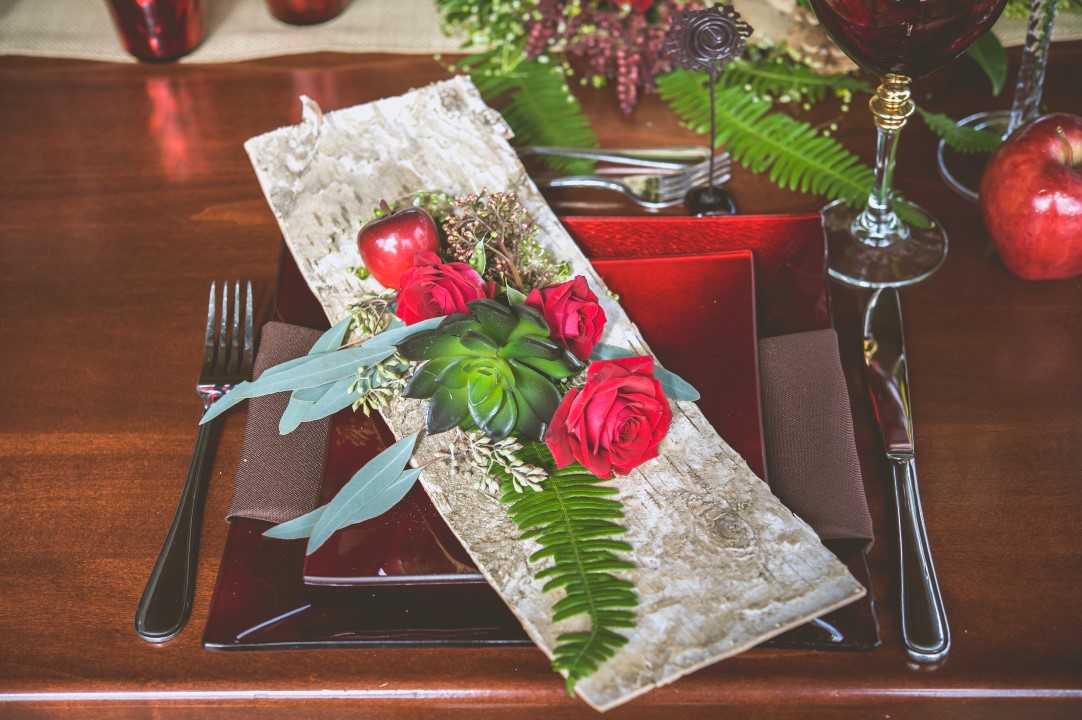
[
  {"x1": 759, "y1": 329, "x2": 874, "y2": 548},
  {"x1": 228, "y1": 323, "x2": 873, "y2": 548},
  {"x1": 226, "y1": 323, "x2": 329, "y2": 523}
]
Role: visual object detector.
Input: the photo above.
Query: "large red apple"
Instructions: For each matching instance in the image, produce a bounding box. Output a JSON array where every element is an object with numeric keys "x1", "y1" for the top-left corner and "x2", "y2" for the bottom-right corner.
[
  {"x1": 979, "y1": 113, "x2": 1082, "y2": 280},
  {"x1": 356, "y1": 201, "x2": 440, "y2": 288}
]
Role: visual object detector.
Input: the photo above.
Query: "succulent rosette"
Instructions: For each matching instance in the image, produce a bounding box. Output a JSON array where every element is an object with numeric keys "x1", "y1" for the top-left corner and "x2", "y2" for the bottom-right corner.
[
  {"x1": 525, "y1": 275, "x2": 607, "y2": 361},
  {"x1": 545, "y1": 356, "x2": 673, "y2": 478},
  {"x1": 396, "y1": 299, "x2": 584, "y2": 441}
]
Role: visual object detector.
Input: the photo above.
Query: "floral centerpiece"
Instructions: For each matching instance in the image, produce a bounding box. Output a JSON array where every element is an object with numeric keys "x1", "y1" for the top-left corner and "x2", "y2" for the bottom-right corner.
[{"x1": 206, "y1": 189, "x2": 697, "y2": 689}]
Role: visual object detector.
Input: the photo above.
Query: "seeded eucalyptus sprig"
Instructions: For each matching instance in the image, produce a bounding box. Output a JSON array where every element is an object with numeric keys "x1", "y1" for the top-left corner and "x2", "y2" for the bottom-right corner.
[
  {"x1": 437, "y1": 427, "x2": 547, "y2": 495},
  {"x1": 347, "y1": 292, "x2": 397, "y2": 338}
]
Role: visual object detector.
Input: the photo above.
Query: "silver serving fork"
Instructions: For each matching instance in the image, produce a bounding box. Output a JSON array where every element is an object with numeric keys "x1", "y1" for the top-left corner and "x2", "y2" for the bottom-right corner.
[
  {"x1": 536, "y1": 153, "x2": 732, "y2": 210},
  {"x1": 136, "y1": 280, "x2": 254, "y2": 642}
]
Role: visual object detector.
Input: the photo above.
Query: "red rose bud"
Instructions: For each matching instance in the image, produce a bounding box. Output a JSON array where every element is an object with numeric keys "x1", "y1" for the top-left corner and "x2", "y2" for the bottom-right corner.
[
  {"x1": 395, "y1": 251, "x2": 491, "y2": 325},
  {"x1": 545, "y1": 356, "x2": 672, "y2": 478},
  {"x1": 524, "y1": 275, "x2": 607, "y2": 361}
]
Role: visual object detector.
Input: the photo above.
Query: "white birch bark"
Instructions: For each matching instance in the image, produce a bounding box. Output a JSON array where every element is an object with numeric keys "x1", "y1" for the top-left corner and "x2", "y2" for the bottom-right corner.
[{"x1": 244, "y1": 77, "x2": 865, "y2": 712}]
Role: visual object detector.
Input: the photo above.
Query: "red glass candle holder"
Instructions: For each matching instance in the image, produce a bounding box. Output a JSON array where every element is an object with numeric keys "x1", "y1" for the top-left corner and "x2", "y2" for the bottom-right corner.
[
  {"x1": 105, "y1": 0, "x2": 205, "y2": 62},
  {"x1": 264, "y1": 0, "x2": 348, "y2": 25}
]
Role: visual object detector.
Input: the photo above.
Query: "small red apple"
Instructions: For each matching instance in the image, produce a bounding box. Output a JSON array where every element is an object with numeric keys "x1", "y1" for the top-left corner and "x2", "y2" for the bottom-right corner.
[
  {"x1": 356, "y1": 201, "x2": 440, "y2": 288},
  {"x1": 979, "y1": 113, "x2": 1082, "y2": 280}
]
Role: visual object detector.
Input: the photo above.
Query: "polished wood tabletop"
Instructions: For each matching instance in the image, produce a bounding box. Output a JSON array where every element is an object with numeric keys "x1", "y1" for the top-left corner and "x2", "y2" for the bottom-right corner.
[{"x1": 1, "y1": 41, "x2": 1080, "y2": 719}]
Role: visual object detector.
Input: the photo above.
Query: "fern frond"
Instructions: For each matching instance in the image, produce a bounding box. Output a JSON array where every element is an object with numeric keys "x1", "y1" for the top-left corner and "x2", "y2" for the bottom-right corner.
[
  {"x1": 500, "y1": 443, "x2": 637, "y2": 694},
  {"x1": 660, "y1": 70, "x2": 873, "y2": 207},
  {"x1": 722, "y1": 57, "x2": 873, "y2": 103},
  {"x1": 658, "y1": 70, "x2": 931, "y2": 229},
  {"x1": 462, "y1": 51, "x2": 599, "y2": 176},
  {"x1": 917, "y1": 107, "x2": 1004, "y2": 154}
]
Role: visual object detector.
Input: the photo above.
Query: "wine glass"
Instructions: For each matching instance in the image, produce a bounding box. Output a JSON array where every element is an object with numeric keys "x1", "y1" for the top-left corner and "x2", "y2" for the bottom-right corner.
[
  {"x1": 808, "y1": 0, "x2": 1010, "y2": 287},
  {"x1": 937, "y1": 0, "x2": 1059, "y2": 202}
]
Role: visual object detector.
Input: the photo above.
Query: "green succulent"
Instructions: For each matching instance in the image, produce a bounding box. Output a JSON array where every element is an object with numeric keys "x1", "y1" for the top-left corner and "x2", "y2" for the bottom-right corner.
[{"x1": 396, "y1": 299, "x2": 584, "y2": 441}]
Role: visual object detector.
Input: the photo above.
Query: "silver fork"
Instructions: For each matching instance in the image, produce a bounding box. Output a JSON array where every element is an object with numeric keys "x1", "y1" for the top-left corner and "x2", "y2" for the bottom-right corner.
[
  {"x1": 135, "y1": 280, "x2": 254, "y2": 642},
  {"x1": 536, "y1": 153, "x2": 732, "y2": 210}
]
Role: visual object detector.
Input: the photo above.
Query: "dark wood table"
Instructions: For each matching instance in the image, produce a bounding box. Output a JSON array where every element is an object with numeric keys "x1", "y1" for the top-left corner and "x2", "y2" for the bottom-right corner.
[{"x1": 1, "y1": 41, "x2": 1080, "y2": 719}]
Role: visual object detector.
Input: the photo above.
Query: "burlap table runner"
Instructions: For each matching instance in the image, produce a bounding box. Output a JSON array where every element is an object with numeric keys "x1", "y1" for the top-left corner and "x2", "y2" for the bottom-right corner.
[{"x1": 2, "y1": 0, "x2": 1078, "y2": 64}]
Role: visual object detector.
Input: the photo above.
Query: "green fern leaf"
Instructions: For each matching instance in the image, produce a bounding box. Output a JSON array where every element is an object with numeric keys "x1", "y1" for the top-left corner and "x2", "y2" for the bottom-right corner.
[
  {"x1": 917, "y1": 107, "x2": 1004, "y2": 154},
  {"x1": 500, "y1": 443, "x2": 637, "y2": 694},
  {"x1": 722, "y1": 57, "x2": 874, "y2": 103},
  {"x1": 462, "y1": 51, "x2": 599, "y2": 176},
  {"x1": 658, "y1": 70, "x2": 932, "y2": 229}
]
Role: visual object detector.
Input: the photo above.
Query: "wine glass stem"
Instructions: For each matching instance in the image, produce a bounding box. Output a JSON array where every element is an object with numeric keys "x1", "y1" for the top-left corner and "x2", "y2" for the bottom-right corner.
[
  {"x1": 856, "y1": 74, "x2": 915, "y2": 247},
  {"x1": 1008, "y1": 0, "x2": 1058, "y2": 136}
]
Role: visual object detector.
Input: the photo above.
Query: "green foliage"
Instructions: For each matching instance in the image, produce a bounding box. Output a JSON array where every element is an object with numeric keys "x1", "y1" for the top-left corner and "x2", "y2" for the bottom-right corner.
[
  {"x1": 917, "y1": 107, "x2": 1004, "y2": 154},
  {"x1": 657, "y1": 70, "x2": 930, "y2": 229},
  {"x1": 723, "y1": 56, "x2": 873, "y2": 104},
  {"x1": 264, "y1": 432, "x2": 422, "y2": 553},
  {"x1": 397, "y1": 299, "x2": 584, "y2": 441},
  {"x1": 965, "y1": 32, "x2": 1007, "y2": 96},
  {"x1": 462, "y1": 51, "x2": 599, "y2": 176},
  {"x1": 500, "y1": 443, "x2": 637, "y2": 694},
  {"x1": 659, "y1": 69, "x2": 874, "y2": 208}
]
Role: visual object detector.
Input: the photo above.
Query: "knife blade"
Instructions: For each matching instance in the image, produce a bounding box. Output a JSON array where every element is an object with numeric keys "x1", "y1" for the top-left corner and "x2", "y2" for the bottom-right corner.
[{"x1": 863, "y1": 288, "x2": 950, "y2": 663}]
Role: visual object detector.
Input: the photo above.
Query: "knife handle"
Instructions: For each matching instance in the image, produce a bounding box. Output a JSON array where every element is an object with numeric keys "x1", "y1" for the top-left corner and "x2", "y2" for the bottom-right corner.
[{"x1": 891, "y1": 457, "x2": 950, "y2": 663}]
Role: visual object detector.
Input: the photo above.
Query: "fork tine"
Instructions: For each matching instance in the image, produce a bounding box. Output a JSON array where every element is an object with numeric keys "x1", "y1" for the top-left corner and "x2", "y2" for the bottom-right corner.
[
  {"x1": 214, "y1": 281, "x2": 230, "y2": 376},
  {"x1": 228, "y1": 281, "x2": 241, "y2": 376},
  {"x1": 202, "y1": 282, "x2": 217, "y2": 374},
  {"x1": 241, "y1": 281, "x2": 254, "y2": 377}
]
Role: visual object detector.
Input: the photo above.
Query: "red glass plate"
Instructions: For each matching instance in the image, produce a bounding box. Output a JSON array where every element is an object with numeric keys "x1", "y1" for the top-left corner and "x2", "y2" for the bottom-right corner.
[{"x1": 204, "y1": 214, "x2": 879, "y2": 651}]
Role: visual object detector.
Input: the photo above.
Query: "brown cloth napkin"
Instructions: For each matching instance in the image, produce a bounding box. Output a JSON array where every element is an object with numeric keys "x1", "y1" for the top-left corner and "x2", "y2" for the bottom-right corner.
[
  {"x1": 759, "y1": 329, "x2": 874, "y2": 548},
  {"x1": 228, "y1": 323, "x2": 874, "y2": 548},
  {"x1": 225, "y1": 323, "x2": 329, "y2": 523}
]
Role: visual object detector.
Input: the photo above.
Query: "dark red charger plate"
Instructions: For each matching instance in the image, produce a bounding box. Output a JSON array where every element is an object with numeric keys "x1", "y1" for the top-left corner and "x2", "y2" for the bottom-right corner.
[{"x1": 203, "y1": 213, "x2": 879, "y2": 651}]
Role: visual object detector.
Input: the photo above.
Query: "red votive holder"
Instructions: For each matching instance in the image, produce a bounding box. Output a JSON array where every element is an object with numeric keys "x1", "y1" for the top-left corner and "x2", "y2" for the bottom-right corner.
[
  {"x1": 264, "y1": 0, "x2": 348, "y2": 26},
  {"x1": 105, "y1": 0, "x2": 205, "y2": 62}
]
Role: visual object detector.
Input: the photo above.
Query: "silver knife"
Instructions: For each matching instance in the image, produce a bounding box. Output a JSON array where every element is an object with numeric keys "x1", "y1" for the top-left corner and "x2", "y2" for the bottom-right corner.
[{"x1": 863, "y1": 288, "x2": 950, "y2": 663}]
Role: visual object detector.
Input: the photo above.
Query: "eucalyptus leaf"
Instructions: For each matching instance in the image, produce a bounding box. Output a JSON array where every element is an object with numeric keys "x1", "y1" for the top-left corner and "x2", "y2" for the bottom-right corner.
[
  {"x1": 365, "y1": 316, "x2": 444, "y2": 351},
  {"x1": 279, "y1": 395, "x2": 316, "y2": 434},
  {"x1": 966, "y1": 31, "x2": 1007, "y2": 96},
  {"x1": 263, "y1": 505, "x2": 325, "y2": 540},
  {"x1": 303, "y1": 375, "x2": 361, "y2": 422},
  {"x1": 294, "y1": 380, "x2": 337, "y2": 403},
  {"x1": 342, "y1": 467, "x2": 422, "y2": 527},
  {"x1": 199, "y1": 344, "x2": 395, "y2": 425},
  {"x1": 590, "y1": 344, "x2": 700, "y2": 402},
  {"x1": 306, "y1": 431, "x2": 421, "y2": 554},
  {"x1": 311, "y1": 316, "x2": 353, "y2": 354}
]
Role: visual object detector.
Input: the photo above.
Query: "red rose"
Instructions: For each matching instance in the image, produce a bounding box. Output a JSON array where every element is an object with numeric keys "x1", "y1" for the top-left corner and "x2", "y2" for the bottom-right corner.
[
  {"x1": 629, "y1": 0, "x2": 654, "y2": 12},
  {"x1": 395, "y1": 251, "x2": 491, "y2": 325},
  {"x1": 545, "y1": 356, "x2": 672, "y2": 478},
  {"x1": 525, "y1": 275, "x2": 607, "y2": 361}
]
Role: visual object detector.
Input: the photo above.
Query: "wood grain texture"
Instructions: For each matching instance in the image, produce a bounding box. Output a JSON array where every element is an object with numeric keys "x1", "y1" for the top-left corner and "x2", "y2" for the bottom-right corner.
[
  {"x1": 0, "y1": 47, "x2": 1080, "y2": 718},
  {"x1": 242, "y1": 78, "x2": 863, "y2": 711}
]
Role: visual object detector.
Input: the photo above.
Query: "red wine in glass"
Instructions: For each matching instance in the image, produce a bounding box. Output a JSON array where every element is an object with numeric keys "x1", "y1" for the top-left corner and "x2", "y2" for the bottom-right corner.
[
  {"x1": 806, "y1": 0, "x2": 1008, "y2": 288},
  {"x1": 810, "y1": 0, "x2": 1008, "y2": 79}
]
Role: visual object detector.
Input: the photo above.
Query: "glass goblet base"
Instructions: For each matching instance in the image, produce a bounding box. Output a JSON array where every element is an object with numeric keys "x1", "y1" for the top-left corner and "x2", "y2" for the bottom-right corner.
[
  {"x1": 936, "y1": 110, "x2": 1010, "y2": 203},
  {"x1": 822, "y1": 199, "x2": 948, "y2": 288}
]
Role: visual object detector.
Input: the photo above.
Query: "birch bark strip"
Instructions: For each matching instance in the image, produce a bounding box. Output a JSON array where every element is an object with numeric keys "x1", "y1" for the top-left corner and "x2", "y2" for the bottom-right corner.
[{"x1": 244, "y1": 77, "x2": 865, "y2": 712}]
